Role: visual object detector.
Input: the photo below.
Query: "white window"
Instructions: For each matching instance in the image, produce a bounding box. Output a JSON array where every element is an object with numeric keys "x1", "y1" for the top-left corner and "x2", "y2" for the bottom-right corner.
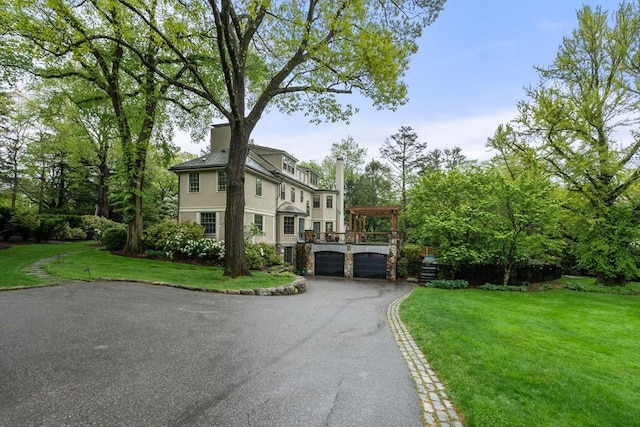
[
  {"x1": 256, "y1": 177, "x2": 262, "y2": 196},
  {"x1": 218, "y1": 171, "x2": 227, "y2": 191},
  {"x1": 284, "y1": 216, "x2": 295, "y2": 234},
  {"x1": 201, "y1": 213, "x2": 216, "y2": 234},
  {"x1": 188, "y1": 173, "x2": 199, "y2": 192},
  {"x1": 283, "y1": 157, "x2": 295, "y2": 174},
  {"x1": 326, "y1": 195, "x2": 333, "y2": 209},
  {"x1": 325, "y1": 221, "x2": 334, "y2": 233},
  {"x1": 254, "y1": 214, "x2": 264, "y2": 232}
]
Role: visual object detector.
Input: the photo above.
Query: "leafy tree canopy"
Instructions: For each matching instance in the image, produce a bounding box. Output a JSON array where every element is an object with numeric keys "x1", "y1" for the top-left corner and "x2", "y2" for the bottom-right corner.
[{"x1": 493, "y1": 3, "x2": 640, "y2": 284}]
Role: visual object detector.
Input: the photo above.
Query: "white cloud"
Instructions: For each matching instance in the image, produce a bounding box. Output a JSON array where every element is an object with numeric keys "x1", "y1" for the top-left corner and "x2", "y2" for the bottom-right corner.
[
  {"x1": 412, "y1": 109, "x2": 518, "y2": 162},
  {"x1": 173, "y1": 108, "x2": 518, "y2": 164}
]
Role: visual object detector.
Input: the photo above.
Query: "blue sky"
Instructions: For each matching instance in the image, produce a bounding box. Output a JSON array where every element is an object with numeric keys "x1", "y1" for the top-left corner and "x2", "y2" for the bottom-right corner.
[{"x1": 178, "y1": 0, "x2": 617, "y2": 163}]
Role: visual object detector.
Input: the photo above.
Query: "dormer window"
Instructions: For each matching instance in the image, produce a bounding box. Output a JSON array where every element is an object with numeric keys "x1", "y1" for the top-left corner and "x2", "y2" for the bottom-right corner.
[
  {"x1": 310, "y1": 171, "x2": 318, "y2": 186},
  {"x1": 283, "y1": 156, "x2": 295, "y2": 174}
]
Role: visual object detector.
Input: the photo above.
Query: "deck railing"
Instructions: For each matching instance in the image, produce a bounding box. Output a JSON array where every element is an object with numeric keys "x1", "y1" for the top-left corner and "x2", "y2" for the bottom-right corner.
[{"x1": 301, "y1": 230, "x2": 397, "y2": 245}]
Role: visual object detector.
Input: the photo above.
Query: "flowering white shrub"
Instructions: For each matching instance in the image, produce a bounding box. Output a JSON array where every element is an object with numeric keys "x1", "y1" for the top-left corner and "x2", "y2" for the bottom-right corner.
[
  {"x1": 158, "y1": 234, "x2": 280, "y2": 270},
  {"x1": 164, "y1": 234, "x2": 225, "y2": 265}
]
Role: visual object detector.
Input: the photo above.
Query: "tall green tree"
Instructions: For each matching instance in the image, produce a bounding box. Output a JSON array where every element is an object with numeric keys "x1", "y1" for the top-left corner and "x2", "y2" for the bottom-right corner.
[
  {"x1": 350, "y1": 159, "x2": 395, "y2": 231},
  {"x1": 406, "y1": 165, "x2": 562, "y2": 284},
  {"x1": 406, "y1": 168, "x2": 489, "y2": 275},
  {"x1": 421, "y1": 146, "x2": 473, "y2": 173},
  {"x1": 505, "y1": 4, "x2": 640, "y2": 285},
  {"x1": 117, "y1": 0, "x2": 445, "y2": 277},
  {"x1": 3, "y1": 0, "x2": 189, "y2": 251},
  {"x1": 380, "y1": 126, "x2": 427, "y2": 208},
  {"x1": 350, "y1": 160, "x2": 395, "y2": 207},
  {"x1": 0, "y1": 92, "x2": 36, "y2": 208}
]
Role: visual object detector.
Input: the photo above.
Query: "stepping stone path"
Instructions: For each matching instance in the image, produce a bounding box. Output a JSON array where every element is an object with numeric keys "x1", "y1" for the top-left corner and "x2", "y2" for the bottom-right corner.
[{"x1": 22, "y1": 255, "x2": 61, "y2": 284}]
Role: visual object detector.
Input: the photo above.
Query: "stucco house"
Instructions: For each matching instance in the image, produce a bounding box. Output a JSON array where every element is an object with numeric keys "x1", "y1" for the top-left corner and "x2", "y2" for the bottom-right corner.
[{"x1": 169, "y1": 123, "x2": 345, "y2": 264}]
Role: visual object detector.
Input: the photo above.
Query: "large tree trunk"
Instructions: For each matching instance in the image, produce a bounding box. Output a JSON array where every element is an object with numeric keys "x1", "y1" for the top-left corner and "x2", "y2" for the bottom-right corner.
[
  {"x1": 224, "y1": 123, "x2": 251, "y2": 278},
  {"x1": 96, "y1": 150, "x2": 110, "y2": 217},
  {"x1": 123, "y1": 146, "x2": 147, "y2": 253},
  {"x1": 125, "y1": 191, "x2": 144, "y2": 253}
]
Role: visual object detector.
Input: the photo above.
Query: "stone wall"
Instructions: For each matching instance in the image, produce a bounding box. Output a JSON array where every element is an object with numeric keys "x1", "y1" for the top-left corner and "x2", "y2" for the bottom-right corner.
[{"x1": 306, "y1": 240, "x2": 398, "y2": 280}]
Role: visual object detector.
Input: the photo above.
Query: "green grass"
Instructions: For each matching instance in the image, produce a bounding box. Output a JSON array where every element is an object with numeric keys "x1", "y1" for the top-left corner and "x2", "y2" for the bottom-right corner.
[
  {"x1": 0, "y1": 241, "x2": 90, "y2": 287},
  {"x1": 1, "y1": 241, "x2": 293, "y2": 290},
  {"x1": 558, "y1": 275, "x2": 640, "y2": 293},
  {"x1": 400, "y1": 288, "x2": 640, "y2": 427}
]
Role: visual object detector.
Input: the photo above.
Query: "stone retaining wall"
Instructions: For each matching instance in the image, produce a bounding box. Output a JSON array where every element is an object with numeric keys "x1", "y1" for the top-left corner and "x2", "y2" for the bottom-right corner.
[{"x1": 142, "y1": 276, "x2": 307, "y2": 296}]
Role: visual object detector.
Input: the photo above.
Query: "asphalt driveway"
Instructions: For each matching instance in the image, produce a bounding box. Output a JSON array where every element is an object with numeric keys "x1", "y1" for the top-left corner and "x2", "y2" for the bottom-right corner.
[{"x1": 0, "y1": 278, "x2": 421, "y2": 426}]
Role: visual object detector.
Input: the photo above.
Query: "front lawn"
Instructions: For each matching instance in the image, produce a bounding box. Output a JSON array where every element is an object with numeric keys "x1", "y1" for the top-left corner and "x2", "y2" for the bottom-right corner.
[
  {"x1": 400, "y1": 288, "x2": 640, "y2": 427},
  {"x1": 0, "y1": 241, "x2": 89, "y2": 287},
  {"x1": 1, "y1": 241, "x2": 294, "y2": 290}
]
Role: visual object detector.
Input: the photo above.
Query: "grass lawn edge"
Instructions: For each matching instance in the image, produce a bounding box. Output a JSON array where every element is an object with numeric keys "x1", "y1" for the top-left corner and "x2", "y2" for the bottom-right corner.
[{"x1": 1, "y1": 242, "x2": 306, "y2": 296}]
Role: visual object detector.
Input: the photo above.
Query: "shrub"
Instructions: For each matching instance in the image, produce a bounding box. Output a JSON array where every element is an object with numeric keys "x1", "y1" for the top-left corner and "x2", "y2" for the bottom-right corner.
[
  {"x1": 102, "y1": 227, "x2": 128, "y2": 251},
  {"x1": 80, "y1": 215, "x2": 123, "y2": 240},
  {"x1": 55, "y1": 223, "x2": 88, "y2": 241},
  {"x1": 398, "y1": 243, "x2": 424, "y2": 277},
  {"x1": 0, "y1": 206, "x2": 14, "y2": 240},
  {"x1": 479, "y1": 283, "x2": 527, "y2": 292},
  {"x1": 9, "y1": 209, "x2": 40, "y2": 241},
  {"x1": 33, "y1": 217, "x2": 65, "y2": 243},
  {"x1": 564, "y1": 282, "x2": 639, "y2": 295},
  {"x1": 164, "y1": 234, "x2": 224, "y2": 265},
  {"x1": 245, "y1": 242, "x2": 281, "y2": 270},
  {"x1": 425, "y1": 279, "x2": 469, "y2": 289},
  {"x1": 144, "y1": 219, "x2": 202, "y2": 251}
]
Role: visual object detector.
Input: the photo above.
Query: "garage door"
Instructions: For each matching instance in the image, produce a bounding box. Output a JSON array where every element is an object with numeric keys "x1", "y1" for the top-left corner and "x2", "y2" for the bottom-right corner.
[
  {"x1": 353, "y1": 253, "x2": 387, "y2": 279},
  {"x1": 314, "y1": 251, "x2": 344, "y2": 277}
]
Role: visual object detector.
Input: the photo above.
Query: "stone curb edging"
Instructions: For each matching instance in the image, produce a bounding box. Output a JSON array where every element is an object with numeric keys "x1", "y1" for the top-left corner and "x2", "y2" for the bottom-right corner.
[
  {"x1": 96, "y1": 276, "x2": 307, "y2": 296},
  {"x1": 387, "y1": 288, "x2": 464, "y2": 427}
]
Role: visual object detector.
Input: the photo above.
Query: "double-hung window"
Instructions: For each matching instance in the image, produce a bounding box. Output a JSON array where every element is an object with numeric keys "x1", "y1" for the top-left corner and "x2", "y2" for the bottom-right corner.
[
  {"x1": 188, "y1": 173, "x2": 199, "y2": 192},
  {"x1": 284, "y1": 216, "x2": 295, "y2": 234},
  {"x1": 254, "y1": 214, "x2": 264, "y2": 232},
  {"x1": 201, "y1": 213, "x2": 216, "y2": 234},
  {"x1": 218, "y1": 171, "x2": 227, "y2": 191}
]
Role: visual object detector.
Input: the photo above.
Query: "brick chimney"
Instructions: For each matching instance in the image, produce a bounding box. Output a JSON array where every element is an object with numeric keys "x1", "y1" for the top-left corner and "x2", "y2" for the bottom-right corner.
[{"x1": 336, "y1": 157, "x2": 345, "y2": 233}]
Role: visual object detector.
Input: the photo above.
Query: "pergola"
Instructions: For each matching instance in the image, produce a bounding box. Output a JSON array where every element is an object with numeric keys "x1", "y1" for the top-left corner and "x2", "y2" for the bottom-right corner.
[{"x1": 348, "y1": 205, "x2": 401, "y2": 233}]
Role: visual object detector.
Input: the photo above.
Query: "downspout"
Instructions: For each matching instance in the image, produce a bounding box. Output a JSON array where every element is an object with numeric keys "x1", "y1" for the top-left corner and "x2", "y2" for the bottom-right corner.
[{"x1": 336, "y1": 157, "x2": 345, "y2": 233}]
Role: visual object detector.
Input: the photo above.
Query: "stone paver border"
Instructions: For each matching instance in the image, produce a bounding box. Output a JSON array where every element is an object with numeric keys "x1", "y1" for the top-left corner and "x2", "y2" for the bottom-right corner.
[{"x1": 387, "y1": 288, "x2": 464, "y2": 427}]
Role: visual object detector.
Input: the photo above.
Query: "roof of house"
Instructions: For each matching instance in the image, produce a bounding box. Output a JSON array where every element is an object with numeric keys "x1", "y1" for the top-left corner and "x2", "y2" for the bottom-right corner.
[
  {"x1": 169, "y1": 150, "x2": 277, "y2": 181},
  {"x1": 249, "y1": 144, "x2": 299, "y2": 162},
  {"x1": 277, "y1": 202, "x2": 308, "y2": 216}
]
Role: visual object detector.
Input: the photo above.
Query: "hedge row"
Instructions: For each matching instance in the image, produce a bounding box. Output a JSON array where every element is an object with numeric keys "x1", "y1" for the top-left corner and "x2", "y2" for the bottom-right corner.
[{"x1": 0, "y1": 208, "x2": 122, "y2": 243}]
